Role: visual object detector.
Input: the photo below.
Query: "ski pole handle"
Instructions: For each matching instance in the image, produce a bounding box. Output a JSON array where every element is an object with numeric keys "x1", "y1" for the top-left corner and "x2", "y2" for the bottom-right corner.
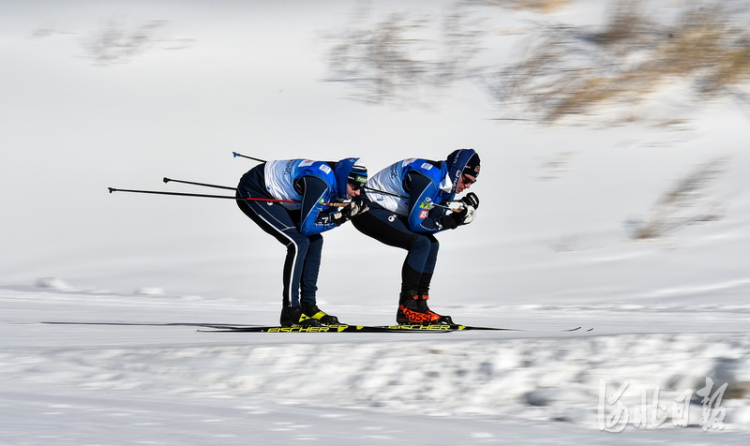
[{"x1": 232, "y1": 152, "x2": 266, "y2": 163}]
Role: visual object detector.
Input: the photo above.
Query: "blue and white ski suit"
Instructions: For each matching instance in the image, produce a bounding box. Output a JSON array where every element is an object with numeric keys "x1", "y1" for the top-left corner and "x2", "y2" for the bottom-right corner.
[
  {"x1": 236, "y1": 159, "x2": 354, "y2": 308},
  {"x1": 352, "y1": 149, "x2": 477, "y2": 296}
]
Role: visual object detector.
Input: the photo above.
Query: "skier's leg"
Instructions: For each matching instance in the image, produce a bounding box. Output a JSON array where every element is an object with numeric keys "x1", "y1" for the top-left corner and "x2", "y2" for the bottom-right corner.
[{"x1": 352, "y1": 208, "x2": 440, "y2": 324}]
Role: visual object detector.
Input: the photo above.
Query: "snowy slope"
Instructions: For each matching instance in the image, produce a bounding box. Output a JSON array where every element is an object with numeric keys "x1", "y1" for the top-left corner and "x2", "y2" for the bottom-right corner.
[
  {"x1": 2, "y1": 285, "x2": 750, "y2": 444},
  {"x1": 2, "y1": 0, "x2": 750, "y2": 444}
]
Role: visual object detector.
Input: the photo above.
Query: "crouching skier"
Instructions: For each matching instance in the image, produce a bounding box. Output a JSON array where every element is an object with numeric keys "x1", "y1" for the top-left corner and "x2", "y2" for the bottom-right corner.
[
  {"x1": 351, "y1": 149, "x2": 480, "y2": 325},
  {"x1": 236, "y1": 158, "x2": 368, "y2": 326}
]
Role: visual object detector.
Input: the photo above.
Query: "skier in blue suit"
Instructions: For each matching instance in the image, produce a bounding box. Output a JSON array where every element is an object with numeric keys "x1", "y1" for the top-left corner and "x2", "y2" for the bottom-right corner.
[
  {"x1": 351, "y1": 149, "x2": 480, "y2": 324},
  {"x1": 236, "y1": 158, "x2": 368, "y2": 326}
]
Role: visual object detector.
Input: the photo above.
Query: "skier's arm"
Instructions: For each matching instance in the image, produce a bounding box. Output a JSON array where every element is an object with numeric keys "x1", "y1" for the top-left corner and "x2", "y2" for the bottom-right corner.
[
  {"x1": 297, "y1": 176, "x2": 339, "y2": 236},
  {"x1": 406, "y1": 172, "x2": 478, "y2": 232},
  {"x1": 405, "y1": 172, "x2": 454, "y2": 233}
]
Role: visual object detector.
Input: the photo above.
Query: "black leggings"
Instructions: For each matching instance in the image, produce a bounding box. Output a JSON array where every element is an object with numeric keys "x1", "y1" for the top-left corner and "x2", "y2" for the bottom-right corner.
[
  {"x1": 352, "y1": 205, "x2": 439, "y2": 295},
  {"x1": 236, "y1": 166, "x2": 323, "y2": 307}
]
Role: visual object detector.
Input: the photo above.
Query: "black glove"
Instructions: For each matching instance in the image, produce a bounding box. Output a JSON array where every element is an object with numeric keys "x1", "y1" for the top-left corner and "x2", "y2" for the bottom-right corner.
[
  {"x1": 452, "y1": 205, "x2": 476, "y2": 226},
  {"x1": 461, "y1": 192, "x2": 479, "y2": 210},
  {"x1": 332, "y1": 197, "x2": 369, "y2": 225},
  {"x1": 442, "y1": 205, "x2": 476, "y2": 229}
]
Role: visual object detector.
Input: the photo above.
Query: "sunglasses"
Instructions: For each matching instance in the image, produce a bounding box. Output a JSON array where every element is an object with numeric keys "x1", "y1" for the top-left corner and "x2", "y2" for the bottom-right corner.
[
  {"x1": 348, "y1": 180, "x2": 364, "y2": 190},
  {"x1": 462, "y1": 174, "x2": 477, "y2": 185}
]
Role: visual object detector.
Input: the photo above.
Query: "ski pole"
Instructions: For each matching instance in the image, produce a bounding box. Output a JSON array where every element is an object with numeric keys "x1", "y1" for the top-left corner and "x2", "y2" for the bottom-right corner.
[
  {"x1": 361, "y1": 186, "x2": 457, "y2": 211},
  {"x1": 108, "y1": 187, "x2": 348, "y2": 206},
  {"x1": 362, "y1": 186, "x2": 407, "y2": 200},
  {"x1": 163, "y1": 177, "x2": 235, "y2": 190},
  {"x1": 109, "y1": 187, "x2": 285, "y2": 201}
]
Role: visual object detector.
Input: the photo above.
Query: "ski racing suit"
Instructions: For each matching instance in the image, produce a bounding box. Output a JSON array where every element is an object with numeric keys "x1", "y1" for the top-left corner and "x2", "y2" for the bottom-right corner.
[
  {"x1": 351, "y1": 158, "x2": 460, "y2": 296},
  {"x1": 236, "y1": 159, "x2": 349, "y2": 308}
]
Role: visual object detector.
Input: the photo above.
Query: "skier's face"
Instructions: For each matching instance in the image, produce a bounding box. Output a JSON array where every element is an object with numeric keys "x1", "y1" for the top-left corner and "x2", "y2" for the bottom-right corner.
[
  {"x1": 346, "y1": 182, "x2": 362, "y2": 198},
  {"x1": 457, "y1": 174, "x2": 476, "y2": 193}
]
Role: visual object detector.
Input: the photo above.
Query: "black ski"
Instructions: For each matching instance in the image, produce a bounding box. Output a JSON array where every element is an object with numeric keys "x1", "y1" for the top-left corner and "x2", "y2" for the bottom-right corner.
[
  {"x1": 198, "y1": 324, "x2": 445, "y2": 333},
  {"x1": 198, "y1": 324, "x2": 591, "y2": 333},
  {"x1": 357, "y1": 324, "x2": 589, "y2": 332}
]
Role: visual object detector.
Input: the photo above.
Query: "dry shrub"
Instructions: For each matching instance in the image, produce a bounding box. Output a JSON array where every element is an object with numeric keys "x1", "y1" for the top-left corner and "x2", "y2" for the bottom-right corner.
[
  {"x1": 325, "y1": 4, "x2": 485, "y2": 106},
  {"x1": 84, "y1": 20, "x2": 167, "y2": 65},
  {"x1": 325, "y1": 0, "x2": 750, "y2": 121},
  {"x1": 628, "y1": 158, "x2": 727, "y2": 240},
  {"x1": 483, "y1": 0, "x2": 571, "y2": 13},
  {"x1": 495, "y1": 0, "x2": 750, "y2": 124},
  {"x1": 327, "y1": 13, "x2": 431, "y2": 103}
]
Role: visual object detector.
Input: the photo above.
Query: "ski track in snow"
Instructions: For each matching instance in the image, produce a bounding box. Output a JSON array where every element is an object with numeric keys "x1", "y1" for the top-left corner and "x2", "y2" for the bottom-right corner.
[{"x1": 2, "y1": 286, "x2": 750, "y2": 445}]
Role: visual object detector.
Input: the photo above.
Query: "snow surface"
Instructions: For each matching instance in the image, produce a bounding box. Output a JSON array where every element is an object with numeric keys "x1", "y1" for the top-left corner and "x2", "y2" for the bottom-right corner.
[{"x1": 2, "y1": 0, "x2": 750, "y2": 444}]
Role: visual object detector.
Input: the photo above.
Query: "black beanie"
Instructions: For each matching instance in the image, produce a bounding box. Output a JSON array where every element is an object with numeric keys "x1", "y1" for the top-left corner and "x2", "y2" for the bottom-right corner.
[{"x1": 464, "y1": 153, "x2": 481, "y2": 178}]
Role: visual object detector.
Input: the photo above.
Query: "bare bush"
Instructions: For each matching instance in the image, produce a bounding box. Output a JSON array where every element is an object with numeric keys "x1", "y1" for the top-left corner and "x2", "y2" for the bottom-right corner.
[
  {"x1": 83, "y1": 20, "x2": 193, "y2": 66},
  {"x1": 480, "y1": 0, "x2": 571, "y2": 13},
  {"x1": 326, "y1": 12, "x2": 431, "y2": 104},
  {"x1": 627, "y1": 158, "x2": 728, "y2": 240},
  {"x1": 324, "y1": 0, "x2": 750, "y2": 123},
  {"x1": 324, "y1": 4, "x2": 485, "y2": 106},
  {"x1": 492, "y1": 0, "x2": 750, "y2": 124}
]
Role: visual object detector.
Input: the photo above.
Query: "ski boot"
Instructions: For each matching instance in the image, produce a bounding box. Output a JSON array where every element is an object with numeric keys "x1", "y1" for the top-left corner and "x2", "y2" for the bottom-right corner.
[
  {"x1": 280, "y1": 305, "x2": 321, "y2": 327},
  {"x1": 419, "y1": 294, "x2": 453, "y2": 325},
  {"x1": 301, "y1": 302, "x2": 340, "y2": 325},
  {"x1": 396, "y1": 291, "x2": 441, "y2": 325}
]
